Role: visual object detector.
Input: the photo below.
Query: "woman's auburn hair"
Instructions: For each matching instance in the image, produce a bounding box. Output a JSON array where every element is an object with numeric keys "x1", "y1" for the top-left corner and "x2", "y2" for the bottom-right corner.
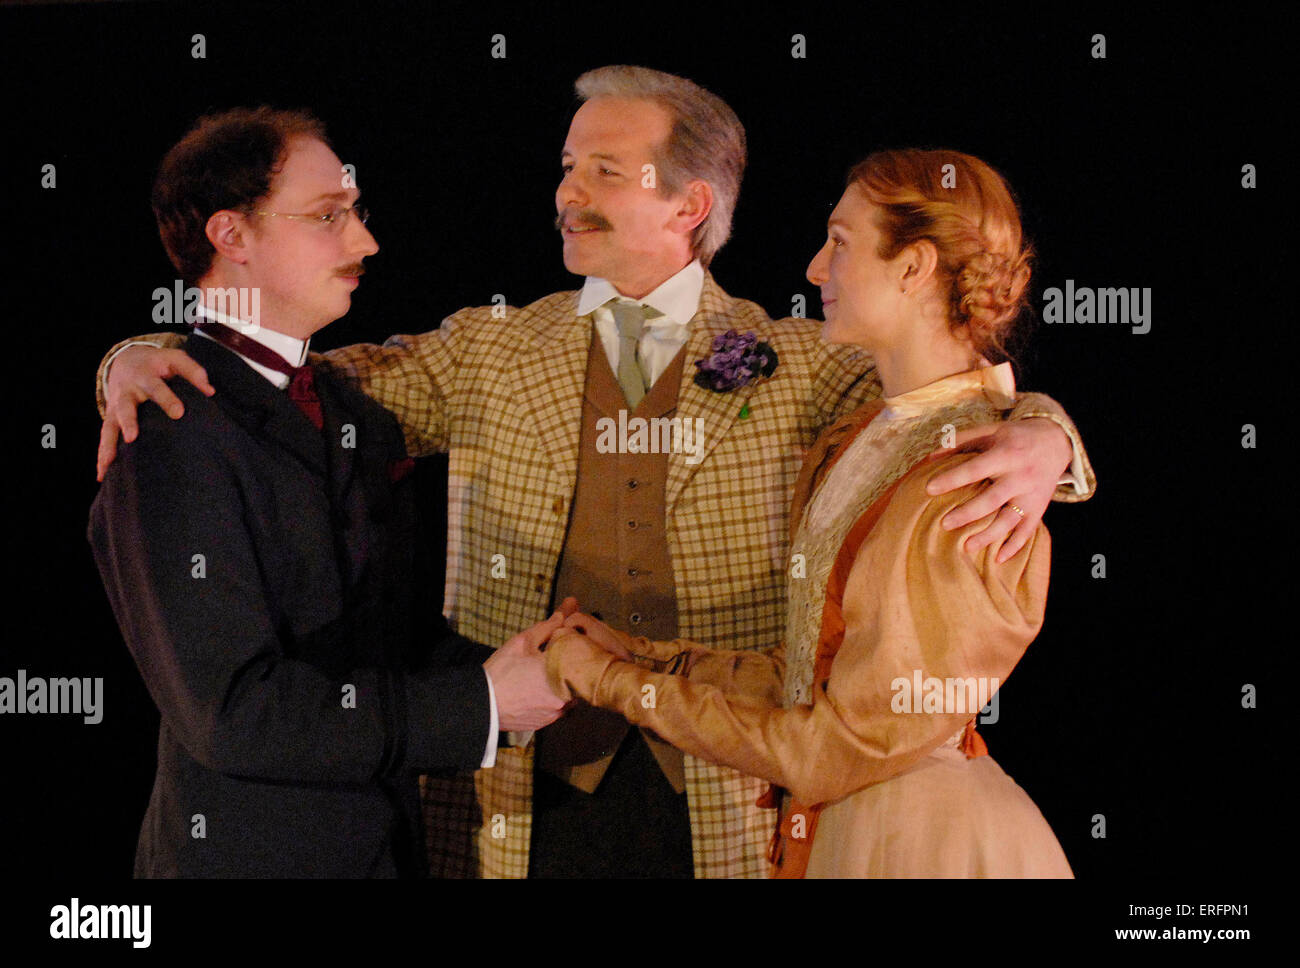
[{"x1": 849, "y1": 149, "x2": 1033, "y2": 363}]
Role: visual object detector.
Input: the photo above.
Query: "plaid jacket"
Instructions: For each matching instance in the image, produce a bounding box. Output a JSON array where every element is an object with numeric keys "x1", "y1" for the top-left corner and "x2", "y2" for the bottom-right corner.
[{"x1": 97, "y1": 272, "x2": 1094, "y2": 877}]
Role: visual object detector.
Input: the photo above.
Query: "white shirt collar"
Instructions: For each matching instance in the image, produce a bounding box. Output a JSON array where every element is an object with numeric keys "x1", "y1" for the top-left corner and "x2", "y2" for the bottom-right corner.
[
  {"x1": 576, "y1": 259, "x2": 705, "y2": 326},
  {"x1": 193, "y1": 303, "x2": 310, "y2": 388}
]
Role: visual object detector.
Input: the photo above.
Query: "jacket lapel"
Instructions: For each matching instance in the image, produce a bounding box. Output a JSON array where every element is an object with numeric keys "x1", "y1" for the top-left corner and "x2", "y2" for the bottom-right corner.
[
  {"x1": 315, "y1": 375, "x2": 379, "y2": 593},
  {"x1": 188, "y1": 334, "x2": 327, "y2": 478},
  {"x1": 507, "y1": 292, "x2": 591, "y2": 496},
  {"x1": 316, "y1": 376, "x2": 361, "y2": 522},
  {"x1": 665, "y1": 274, "x2": 764, "y2": 512}
]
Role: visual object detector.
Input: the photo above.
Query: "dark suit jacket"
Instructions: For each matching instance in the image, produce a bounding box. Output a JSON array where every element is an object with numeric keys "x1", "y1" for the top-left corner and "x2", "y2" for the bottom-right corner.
[{"x1": 89, "y1": 332, "x2": 493, "y2": 878}]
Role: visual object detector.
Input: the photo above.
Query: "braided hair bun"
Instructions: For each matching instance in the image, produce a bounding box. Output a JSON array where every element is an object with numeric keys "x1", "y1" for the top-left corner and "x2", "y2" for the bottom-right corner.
[{"x1": 848, "y1": 149, "x2": 1032, "y2": 363}]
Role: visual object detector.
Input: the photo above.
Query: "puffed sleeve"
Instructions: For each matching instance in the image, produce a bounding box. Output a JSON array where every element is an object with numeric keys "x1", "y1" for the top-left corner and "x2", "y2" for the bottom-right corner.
[{"x1": 545, "y1": 453, "x2": 1049, "y2": 805}]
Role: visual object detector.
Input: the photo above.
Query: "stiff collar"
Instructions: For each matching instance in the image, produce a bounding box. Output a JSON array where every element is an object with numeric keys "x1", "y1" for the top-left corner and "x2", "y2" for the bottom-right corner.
[
  {"x1": 192, "y1": 304, "x2": 310, "y2": 388},
  {"x1": 576, "y1": 259, "x2": 705, "y2": 326}
]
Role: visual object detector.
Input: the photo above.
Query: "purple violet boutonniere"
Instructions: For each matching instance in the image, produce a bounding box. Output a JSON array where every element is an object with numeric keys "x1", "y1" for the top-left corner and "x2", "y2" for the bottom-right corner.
[{"x1": 693, "y1": 330, "x2": 779, "y2": 420}]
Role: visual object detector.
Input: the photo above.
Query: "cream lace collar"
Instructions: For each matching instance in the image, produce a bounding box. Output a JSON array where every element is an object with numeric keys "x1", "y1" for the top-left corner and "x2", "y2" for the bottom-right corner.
[{"x1": 879, "y1": 361, "x2": 1016, "y2": 421}]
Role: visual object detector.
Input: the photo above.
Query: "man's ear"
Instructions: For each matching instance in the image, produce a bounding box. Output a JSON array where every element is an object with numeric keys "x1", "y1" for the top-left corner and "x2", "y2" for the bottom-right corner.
[
  {"x1": 672, "y1": 179, "x2": 713, "y2": 238},
  {"x1": 204, "y1": 210, "x2": 251, "y2": 266}
]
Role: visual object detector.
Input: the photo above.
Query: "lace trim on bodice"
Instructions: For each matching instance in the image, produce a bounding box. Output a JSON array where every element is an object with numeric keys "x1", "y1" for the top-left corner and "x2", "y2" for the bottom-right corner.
[{"x1": 782, "y1": 397, "x2": 1002, "y2": 706}]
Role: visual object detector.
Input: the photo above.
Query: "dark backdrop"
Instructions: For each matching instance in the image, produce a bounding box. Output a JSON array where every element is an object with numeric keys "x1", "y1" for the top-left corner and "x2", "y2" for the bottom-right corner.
[{"x1": 1, "y1": 0, "x2": 1286, "y2": 915}]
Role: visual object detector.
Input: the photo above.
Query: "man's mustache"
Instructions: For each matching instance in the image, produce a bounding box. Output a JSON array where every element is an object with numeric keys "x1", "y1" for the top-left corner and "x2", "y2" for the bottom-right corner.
[
  {"x1": 555, "y1": 211, "x2": 612, "y2": 233},
  {"x1": 337, "y1": 263, "x2": 366, "y2": 277}
]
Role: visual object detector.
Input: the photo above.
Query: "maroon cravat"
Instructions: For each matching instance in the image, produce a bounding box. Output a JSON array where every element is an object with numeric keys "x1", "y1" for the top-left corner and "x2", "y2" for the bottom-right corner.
[
  {"x1": 286, "y1": 366, "x2": 324, "y2": 430},
  {"x1": 194, "y1": 321, "x2": 322, "y2": 429}
]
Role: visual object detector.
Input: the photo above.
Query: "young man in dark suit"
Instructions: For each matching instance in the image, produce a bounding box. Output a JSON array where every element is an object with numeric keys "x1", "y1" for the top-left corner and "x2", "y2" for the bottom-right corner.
[{"x1": 89, "y1": 107, "x2": 568, "y2": 877}]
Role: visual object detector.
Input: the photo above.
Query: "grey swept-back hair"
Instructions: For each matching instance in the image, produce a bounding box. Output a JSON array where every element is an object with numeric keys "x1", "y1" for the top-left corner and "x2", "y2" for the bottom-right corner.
[{"x1": 574, "y1": 65, "x2": 747, "y2": 267}]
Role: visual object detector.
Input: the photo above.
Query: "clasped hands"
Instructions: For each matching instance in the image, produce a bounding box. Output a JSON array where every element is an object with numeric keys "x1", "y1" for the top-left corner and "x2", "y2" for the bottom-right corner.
[{"x1": 483, "y1": 597, "x2": 642, "y2": 732}]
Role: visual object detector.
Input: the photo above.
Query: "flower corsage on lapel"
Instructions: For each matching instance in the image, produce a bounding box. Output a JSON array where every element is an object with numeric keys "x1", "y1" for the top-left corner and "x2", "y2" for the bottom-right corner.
[{"x1": 693, "y1": 330, "x2": 779, "y2": 420}]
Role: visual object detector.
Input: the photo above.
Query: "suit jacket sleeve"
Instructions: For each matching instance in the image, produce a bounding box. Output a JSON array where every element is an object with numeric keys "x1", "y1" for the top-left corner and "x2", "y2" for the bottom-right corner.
[
  {"x1": 422, "y1": 616, "x2": 495, "y2": 667},
  {"x1": 544, "y1": 455, "x2": 1049, "y2": 805},
  {"x1": 1008, "y1": 392, "x2": 1097, "y2": 501},
  {"x1": 800, "y1": 332, "x2": 1094, "y2": 502},
  {"x1": 96, "y1": 332, "x2": 187, "y2": 419},
  {"x1": 95, "y1": 308, "x2": 482, "y2": 460},
  {"x1": 307, "y1": 307, "x2": 497, "y2": 458},
  {"x1": 811, "y1": 334, "x2": 881, "y2": 425},
  {"x1": 88, "y1": 404, "x2": 490, "y2": 782}
]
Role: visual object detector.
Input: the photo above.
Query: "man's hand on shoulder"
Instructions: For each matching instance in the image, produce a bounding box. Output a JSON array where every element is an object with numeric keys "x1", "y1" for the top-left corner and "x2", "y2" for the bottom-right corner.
[
  {"x1": 98, "y1": 345, "x2": 214, "y2": 481},
  {"x1": 925, "y1": 417, "x2": 1071, "y2": 563}
]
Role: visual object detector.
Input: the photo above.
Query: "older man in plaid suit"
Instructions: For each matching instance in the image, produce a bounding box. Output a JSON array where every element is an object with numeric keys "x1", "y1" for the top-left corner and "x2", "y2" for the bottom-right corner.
[{"x1": 96, "y1": 66, "x2": 1093, "y2": 878}]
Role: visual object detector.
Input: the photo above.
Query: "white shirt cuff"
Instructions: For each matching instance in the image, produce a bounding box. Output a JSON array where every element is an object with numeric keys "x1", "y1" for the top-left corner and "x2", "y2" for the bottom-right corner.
[
  {"x1": 506, "y1": 730, "x2": 535, "y2": 749},
  {"x1": 1057, "y1": 443, "x2": 1089, "y2": 496},
  {"x1": 481, "y1": 670, "x2": 500, "y2": 769}
]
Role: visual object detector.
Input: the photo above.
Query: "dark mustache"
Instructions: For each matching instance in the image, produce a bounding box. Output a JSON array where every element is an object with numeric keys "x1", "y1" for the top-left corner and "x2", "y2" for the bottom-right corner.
[
  {"x1": 337, "y1": 264, "x2": 366, "y2": 276},
  {"x1": 555, "y1": 211, "x2": 612, "y2": 232}
]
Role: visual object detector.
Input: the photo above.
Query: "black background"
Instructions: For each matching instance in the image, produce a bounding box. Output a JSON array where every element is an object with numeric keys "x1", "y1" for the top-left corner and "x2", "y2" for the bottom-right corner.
[{"x1": 1, "y1": 0, "x2": 1287, "y2": 944}]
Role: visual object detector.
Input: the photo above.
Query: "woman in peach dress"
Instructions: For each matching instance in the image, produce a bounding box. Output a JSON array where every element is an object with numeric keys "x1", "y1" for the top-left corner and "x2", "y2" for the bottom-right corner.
[{"x1": 545, "y1": 149, "x2": 1072, "y2": 878}]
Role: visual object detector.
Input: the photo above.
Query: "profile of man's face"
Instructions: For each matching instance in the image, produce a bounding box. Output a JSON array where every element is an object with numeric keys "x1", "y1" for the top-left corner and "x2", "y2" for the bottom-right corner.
[
  {"x1": 236, "y1": 136, "x2": 378, "y2": 334},
  {"x1": 555, "y1": 97, "x2": 692, "y2": 292}
]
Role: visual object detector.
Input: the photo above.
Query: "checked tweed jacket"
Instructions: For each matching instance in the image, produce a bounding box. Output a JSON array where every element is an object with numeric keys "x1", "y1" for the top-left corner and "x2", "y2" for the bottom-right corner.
[{"x1": 97, "y1": 271, "x2": 1094, "y2": 878}]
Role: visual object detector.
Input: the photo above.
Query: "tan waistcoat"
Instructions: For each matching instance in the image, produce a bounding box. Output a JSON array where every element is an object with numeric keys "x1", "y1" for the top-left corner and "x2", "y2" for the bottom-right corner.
[{"x1": 536, "y1": 332, "x2": 688, "y2": 793}]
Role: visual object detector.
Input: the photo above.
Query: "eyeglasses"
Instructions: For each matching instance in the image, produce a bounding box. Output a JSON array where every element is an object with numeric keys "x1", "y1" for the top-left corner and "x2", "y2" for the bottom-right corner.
[{"x1": 250, "y1": 204, "x2": 370, "y2": 230}]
